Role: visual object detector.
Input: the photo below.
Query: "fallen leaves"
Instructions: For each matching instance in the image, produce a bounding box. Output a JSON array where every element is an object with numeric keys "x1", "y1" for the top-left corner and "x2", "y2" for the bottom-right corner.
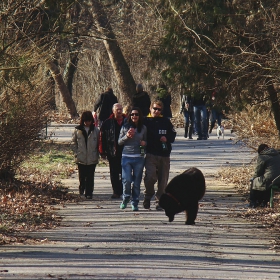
[{"x1": 0, "y1": 178, "x2": 78, "y2": 245}]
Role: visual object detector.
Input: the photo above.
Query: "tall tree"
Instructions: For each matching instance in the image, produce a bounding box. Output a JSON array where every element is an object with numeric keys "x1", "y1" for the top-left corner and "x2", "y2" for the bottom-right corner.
[
  {"x1": 0, "y1": 0, "x2": 80, "y2": 117},
  {"x1": 47, "y1": 60, "x2": 78, "y2": 118},
  {"x1": 63, "y1": 2, "x2": 94, "y2": 97},
  {"x1": 88, "y1": 0, "x2": 136, "y2": 104}
]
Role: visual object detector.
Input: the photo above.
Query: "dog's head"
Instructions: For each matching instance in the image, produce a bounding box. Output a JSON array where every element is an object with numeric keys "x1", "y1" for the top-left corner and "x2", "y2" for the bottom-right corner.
[{"x1": 159, "y1": 193, "x2": 182, "y2": 222}]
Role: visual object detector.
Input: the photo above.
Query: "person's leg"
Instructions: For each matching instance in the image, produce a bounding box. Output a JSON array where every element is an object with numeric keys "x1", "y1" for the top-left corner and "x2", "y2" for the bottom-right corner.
[
  {"x1": 108, "y1": 155, "x2": 123, "y2": 197},
  {"x1": 77, "y1": 164, "x2": 86, "y2": 195},
  {"x1": 201, "y1": 105, "x2": 208, "y2": 139},
  {"x1": 85, "y1": 164, "x2": 96, "y2": 198},
  {"x1": 209, "y1": 109, "x2": 216, "y2": 133},
  {"x1": 131, "y1": 157, "x2": 145, "y2": 208},
  {"x1": 249, "y1": 189, "x2": 259, "y2": 207},
  {"x1": 189, "y1": 111, "x2": 194, "y2": 139},
  {"x1": 194, "y1": 106, "x2": 202, "y2": 139},
  {"x1": 217, "y1": 111, "x2": 222, "y2": 127},
  {"x1": 155, "y1": 156, "x2": 170, "y2": 207},
  {"x1": 121, "y1": 157, "x2": 132, "y2": 203},
  {"x1": 116, "y1": 154, "x2": 123, "y2": 195},
  {"x1": 183, "y1": 111, "x2": 189, "y2": 138},
  {"x1": 143, "y1": 154, "x2": 158, "y2": 208},
  {"x1": 260, "y1": 189, "x2": 270, "y2": 207}
]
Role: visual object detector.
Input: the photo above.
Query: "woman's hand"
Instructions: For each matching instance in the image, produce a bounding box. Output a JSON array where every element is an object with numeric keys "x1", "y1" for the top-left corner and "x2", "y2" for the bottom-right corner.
[{"x1": 126, "y1": 128, "x2": 135, "y2": 138}]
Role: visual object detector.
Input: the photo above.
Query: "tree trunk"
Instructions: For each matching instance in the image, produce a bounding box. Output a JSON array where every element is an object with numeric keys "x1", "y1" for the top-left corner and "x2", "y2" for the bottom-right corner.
[
  {"x1": 267, "y1": 81, "x2": 280, "y2": 137},
  {"x1": 46, "y1": 71, "x2": 57, "y2": 110},
  {"x1": 89, "y1": 0, "x2": 136, "y2": 105},
  {"x1": 46, "y1": 60, "x2": 79, "y2": 118},
  {"x1": 63, "y1": 49, "x2": 80, "y2": 97}
]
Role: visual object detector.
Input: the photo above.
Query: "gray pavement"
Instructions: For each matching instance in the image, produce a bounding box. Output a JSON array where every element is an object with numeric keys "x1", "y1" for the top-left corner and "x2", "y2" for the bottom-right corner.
[{"x1": 1, "y1": 126, "x2": 280, "y2": 279}]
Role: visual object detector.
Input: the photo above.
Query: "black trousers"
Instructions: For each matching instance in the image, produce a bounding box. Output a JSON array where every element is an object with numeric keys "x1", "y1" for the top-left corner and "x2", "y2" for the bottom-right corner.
[
  {"x1": 249, "y1": 189, "x2": 270, "y2": 205},
  {"x1": 107, "y1": 155, "x2": 123, "y2": 196},
  {"x1": 78, "y1": 163, "x2": 96, "y2": 197}
]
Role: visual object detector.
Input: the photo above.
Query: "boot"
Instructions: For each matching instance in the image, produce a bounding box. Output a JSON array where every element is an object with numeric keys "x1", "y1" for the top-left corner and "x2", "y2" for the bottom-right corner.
[
  {"x1": 188, "y1": 125, "x2": 193, "y2": 139},
  {"x1": 184, "y1": 126, "x2": 188, "y2": 138},
  {"x1": 209, "y1": 122, "x2": 215, "y2": 134}
]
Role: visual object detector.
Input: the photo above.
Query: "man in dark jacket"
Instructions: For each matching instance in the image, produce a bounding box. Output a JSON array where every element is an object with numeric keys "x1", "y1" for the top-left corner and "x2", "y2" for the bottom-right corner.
[
  {"x1": 93, "y1": 87, "x2": 118, "y2": 126},
  {"x1": 249, "y1": 144, "x2": 280, "y2": 208},
  {"x1": 143, "y1": 99, "x2": 176, "y2": 210},
  {"x1": 99, "y1": 103, "x2": 126, "y2": 198},
  {"x1": 132, "y1": 84, "x2": 151, "y2": 117}
]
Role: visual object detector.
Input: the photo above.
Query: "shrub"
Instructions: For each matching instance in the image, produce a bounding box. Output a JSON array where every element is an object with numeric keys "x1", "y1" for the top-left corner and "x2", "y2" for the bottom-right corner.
[{"x1": 0, "y1": 90, "x2": 50, "y2": 180}]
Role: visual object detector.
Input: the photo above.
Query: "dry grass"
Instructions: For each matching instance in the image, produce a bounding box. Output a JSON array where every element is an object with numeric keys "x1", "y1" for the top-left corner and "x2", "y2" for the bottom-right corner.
[{"x1": 217, "y1": 105, "x2": 280, "y2": 250}]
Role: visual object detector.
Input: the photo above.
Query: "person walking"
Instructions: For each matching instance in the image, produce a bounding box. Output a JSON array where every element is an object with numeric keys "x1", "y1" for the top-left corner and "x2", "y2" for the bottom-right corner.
[
  {"x1": 118, "y1": 107, "x2": 147, "y2": 211},
  {"x1": 99, "y1": 103, "x2": 126, "y2": 199},
  {"x1": 180, "y1": 94, "x2": 194, "y2": 139},
  {"x1": 132, "y1": 84, "x2": 151, "y2": 117},
  {"x1": 72, "y1": 111, "x2": 99, "y2": 199},
  {"x1": 193, "y1": 89, "x2": 208, "y2": 140},
  {"x1": 208, "y1": 89, "x2": 224, "y2": 134},
  {"x1": 93, "y1": 87, "x2": 118, "y2": 127},
  {"x1": 248, "y1": 144, "x2": 280, "y2": 208},
  {"x1": 143, "y1": 99, "x2": 176, "y2": 210}
]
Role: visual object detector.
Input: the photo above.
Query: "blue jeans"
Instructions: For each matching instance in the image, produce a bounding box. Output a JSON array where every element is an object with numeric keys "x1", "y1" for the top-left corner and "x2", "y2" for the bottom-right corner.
[
  {"x1": 121, "y1": 156, "x2": 145, "y2": 206},
  {"x1": 194, "y1": 105, "x2": 207, "y2": 138}
]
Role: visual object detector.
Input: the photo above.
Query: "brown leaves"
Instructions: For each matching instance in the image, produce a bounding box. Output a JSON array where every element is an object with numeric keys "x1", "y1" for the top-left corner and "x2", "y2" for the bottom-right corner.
[{"x1": 0, "y1": 179, "x2": 77, "y2": 245}]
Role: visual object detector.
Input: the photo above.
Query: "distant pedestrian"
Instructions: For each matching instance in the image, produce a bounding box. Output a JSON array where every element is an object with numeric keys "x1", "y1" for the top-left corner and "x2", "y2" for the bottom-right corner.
[
  {"x1": 157, "y1": 84, "x2": 172, "y2": 119},
  {"x1": 208, "y1": 90, "x2": 224, "y2": 134},
  {"x1": 99, "y1": 103, "x2": 126, "y2": 198},
  {"x1": 72, "y1": 111, "x2": 99, "y2": 199},
  {"x1": 193, "y1": 89, "x2": 208, "y2": 140},
  {"x1": 93, "y1": 87, "x2": 118, "y2": 127},
  {"x1": 132, "y1": 84, "x2": 151, "y2": 117},
  {"x1": 143, "y1": 99, "x2": 176, "y2": 210},
  {"x1": 180, "y1": 94, "x2": 194, "y2": 139},
  {"x1": 118, "y1": 107, "x2": 147, "y2": 211}
]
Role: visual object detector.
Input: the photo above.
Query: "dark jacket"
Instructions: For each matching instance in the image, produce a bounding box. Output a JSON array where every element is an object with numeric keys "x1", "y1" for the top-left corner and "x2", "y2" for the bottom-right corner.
[
  {"x1": 159, "y1": 94, "x2": 172, "y2": 118},
  {"x1": 180, "y1": 95, "x2": 194, "y2": 113},
  {"x1": 253, "y1": 148, "x2": 280, "y2": 190},
  {"x1": 143, "y1": 115, "x2": 176, "y2": 157},
  {"x1": 94, "y1": 90, "x2": 118, "y2": 122},
  {"x1": 193, "y1": 91, "x2": 207, "y2": 107},
  {"x1": 132, "y1": 91, "x2": 151, "y2": 117},
  {"x1": 99, "y1": 114, "x2": 126, "y2": 158}
]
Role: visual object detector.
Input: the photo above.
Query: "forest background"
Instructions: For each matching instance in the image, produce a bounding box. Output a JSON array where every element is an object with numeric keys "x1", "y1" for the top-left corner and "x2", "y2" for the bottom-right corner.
[{"x1": 0, "y1": 0, "x2": 280, "y2": 244}]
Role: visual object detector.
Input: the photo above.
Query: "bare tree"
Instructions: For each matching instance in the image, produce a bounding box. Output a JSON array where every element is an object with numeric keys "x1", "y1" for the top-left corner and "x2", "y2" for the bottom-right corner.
[
  {"x1": 88, "y1": 0, "x2": 136, "y2": 104},
  {"x1": 47, "y1": 60, "x2": 79, "y2": 118}
]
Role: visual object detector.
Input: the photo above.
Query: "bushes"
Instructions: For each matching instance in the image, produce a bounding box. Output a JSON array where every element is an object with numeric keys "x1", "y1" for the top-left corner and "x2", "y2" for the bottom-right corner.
[{"x1": 0, "y1": 91, "x2": 50, "y2": 180}]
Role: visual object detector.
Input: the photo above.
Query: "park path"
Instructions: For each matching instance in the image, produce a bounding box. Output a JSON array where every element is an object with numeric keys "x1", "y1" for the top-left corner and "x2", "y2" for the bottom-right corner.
[{"x1": 0, "y1": 126, "x2": 279, "y2": 280}]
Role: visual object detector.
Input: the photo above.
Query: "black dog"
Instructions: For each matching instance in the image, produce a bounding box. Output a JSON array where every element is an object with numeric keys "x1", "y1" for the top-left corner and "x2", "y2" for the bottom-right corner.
[{"x1": 159, "y1": 167, "x2": 206, "y2": 225}]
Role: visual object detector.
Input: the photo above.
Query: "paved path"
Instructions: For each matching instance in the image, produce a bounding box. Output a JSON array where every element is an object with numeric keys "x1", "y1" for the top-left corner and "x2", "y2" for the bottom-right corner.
[{"x1": 1, "y1": 127, "x2": 280, "y2": 280}]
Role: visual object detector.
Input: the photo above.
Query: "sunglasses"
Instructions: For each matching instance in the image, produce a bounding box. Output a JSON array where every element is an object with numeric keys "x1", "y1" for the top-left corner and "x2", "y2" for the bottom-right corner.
[
  {"x1": 130, "y1": 113, "x2": 139, "y2": 116},
  {"x1": 153, "y1": 107, "x2": 162, "y2": 111}
]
